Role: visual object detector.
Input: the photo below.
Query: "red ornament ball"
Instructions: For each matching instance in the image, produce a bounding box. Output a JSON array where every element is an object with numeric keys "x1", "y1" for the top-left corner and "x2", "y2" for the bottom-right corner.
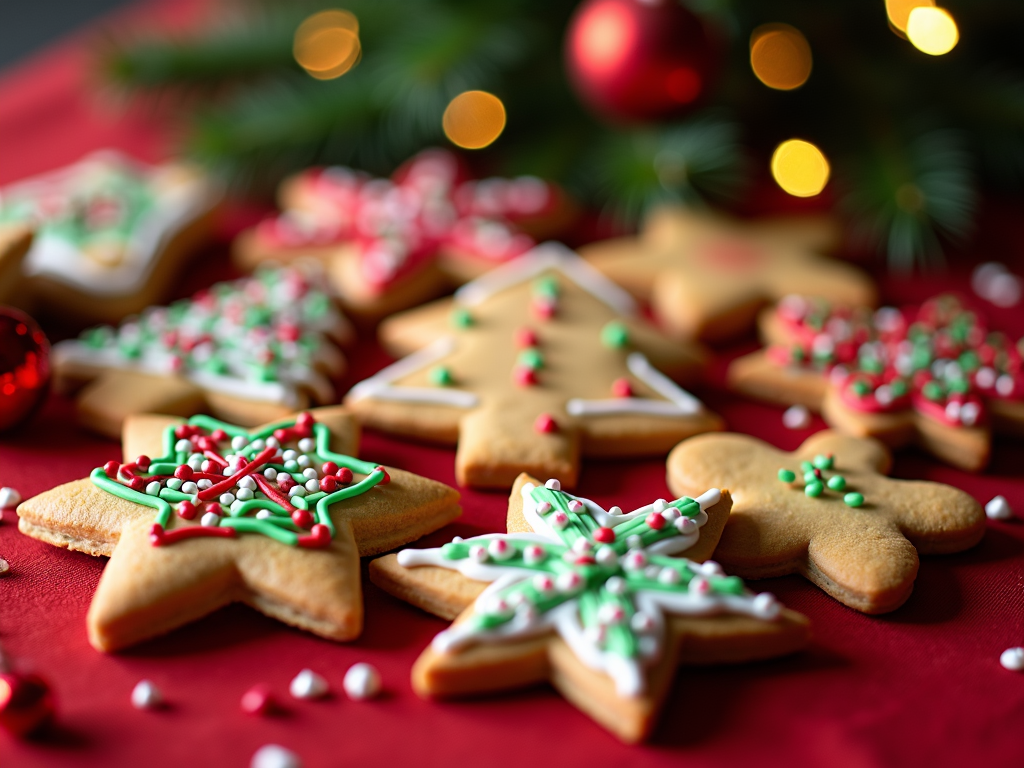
[
  {"x1": 0, "y1": 307, "x2": 49, "y2": 432},
  {"x1": 564, "y1": 0, "x2": 720, "y2": 122},
  {"x1": 0, "y1": 672, "x2": 55, "y2": 737}
]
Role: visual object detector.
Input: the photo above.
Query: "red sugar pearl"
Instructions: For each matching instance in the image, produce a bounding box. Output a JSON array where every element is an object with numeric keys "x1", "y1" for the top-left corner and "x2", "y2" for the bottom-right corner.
[
  {"x1": 207, "y1": 503, "x2": 223, "y2": 516},
  {"x1": 319, "y1": 476, "x2": 338, "y2": 493},
  {"x1": 278, "y1": 474, "x2": 296, "y2": 491},
  {"x1": 611, "y1": 378, "x2": 633, "y2": 398},
  {"x1": 273, "y1": 428, "x2": 289, "y2": 442},
  {"x1": 645, "y1": 512, "x2": 666, "y2": 530},
  {"x1": 534, "y1": 413, "x2": 557, "y2": 434},
  {"x1": 514, "y1": 366, "x2": 537, "y2": 387},
  {"x1": 103, "y1": 461, "x2": 120, "y2": 478},
  {"x1": 296, "y1": 412, "x2": 315, "y2": 429},
  {"x1": 291, "y1": 509, "x2": 314, "y2": 529},
  {"x1": 533, "y1": 299, "x2": 556, "y2": 320},
  {"x1": 135, "y1": 455, "x2": 151, "y2": 470},
  {"x1": 211, "y1": 429, "x2": 228, "y2": 443},
  {"x1": 593, "y1": 527, "x2": 616, "y2": 544},
  {"x1": 240, "y1": 685, "x2": 275, "y2": 716},
  {"x1": 177, "y1": 501, "x2": 197, "y2": 520},
  {"x1": 174, "y1": 465, "x2": 193, "y2": 481},
  {"x1": 321, "y1": 461, "x2": 339, "y2": 477},
  {"x1": 336, "y1": 467, "x2": 354, "y2": 484},
  {"x1": 515, "y1": 328, "x2": 537, "y2": 348},
  {"x1": 128, "y1": 477, "x2": 146, "y2": 492}
]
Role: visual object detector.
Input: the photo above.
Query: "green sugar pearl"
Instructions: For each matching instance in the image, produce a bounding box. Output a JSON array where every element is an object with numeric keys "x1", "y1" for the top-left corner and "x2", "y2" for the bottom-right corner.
[
  {"x1": 803, "y1": 470, "x2": 818, "y2": 484},
  {"x1": 778, "y1": 468, "x2": 796, "y2": 483},
  {"x1": 450, "y1": 308, "x2": 473, "y2": 329},
  {"x1": 800, "y1": 460, "x2": 814, "y2": 473},
  {"x1": 533, "y1": 276, "x2": 559, "y2": 299},
  {"x1": 812, "y1": 454, "x2": 834, "y2": 470},
  {"x1": 844, "y1": 492, "x2": 865, "y2": 507},
  {"x1": 429, "y1": 366, "x2": 453, "y2": 386},
  {"x1": 601, "y1": 321, "x2": 630, "y2": 349},
  {"x1": 827, "y1": 475, "x2": 846, "y2": 491},
  {"x1": 805, "y1": 481, "x2": 824, "y2": 498},
  {"x1": 518, "y1": 348, "x2": 544, "y2": 370}
]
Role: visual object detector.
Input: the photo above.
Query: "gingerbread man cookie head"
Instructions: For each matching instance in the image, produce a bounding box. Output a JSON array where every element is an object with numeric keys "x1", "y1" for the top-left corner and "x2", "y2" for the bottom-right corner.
[
  {"x1": 667, "y1": 430, "x2": 986, "y2": 613},
  {"x1": 17, "y1": 406, "x2": 461, "y2": 651},
  {"x1": 370, "y1": 473, "x2": 809, "y2": 743},
  {"x1": 346, "y1": 243, "x2": 721, "y2": 489}
]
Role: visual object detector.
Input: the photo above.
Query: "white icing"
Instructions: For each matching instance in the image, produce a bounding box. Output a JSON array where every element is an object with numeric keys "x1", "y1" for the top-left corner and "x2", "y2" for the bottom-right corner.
[
  {"x1": 454, "y1": 242, "x2": 638, "y2": 316},
  {"x1": 342, "y1": 663, "x2": 382, "y2": 700},
  {"x1": 346, "y1": 337, "x2": 478, "y2": 408},
  {"x1": 289, "y1": 669, "x2": 328, "y2": 699},
  {"x1": 2, "y1": 150, "x2": 221, "y2": 296},
  {"x1": 398, "y1": 482, "x2": 777, "y2": 698},
  {"x1": 566, "y1": 353, "x2": 704, "y2": 417}
]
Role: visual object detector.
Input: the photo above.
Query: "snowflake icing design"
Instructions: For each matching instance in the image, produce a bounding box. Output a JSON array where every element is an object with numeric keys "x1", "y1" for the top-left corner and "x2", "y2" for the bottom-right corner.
[
  {"x1": 398, "y1": 480, "x2": 781, "y2": 697},
  {"x1": 91, "y1": 412, "x2": 388, "y2": 548}
]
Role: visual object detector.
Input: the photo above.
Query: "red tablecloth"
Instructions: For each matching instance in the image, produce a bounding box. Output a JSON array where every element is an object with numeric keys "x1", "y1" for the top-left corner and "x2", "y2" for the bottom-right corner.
[{"x1": 2, "y1": 6, "x2": 1024, "y2": 767}]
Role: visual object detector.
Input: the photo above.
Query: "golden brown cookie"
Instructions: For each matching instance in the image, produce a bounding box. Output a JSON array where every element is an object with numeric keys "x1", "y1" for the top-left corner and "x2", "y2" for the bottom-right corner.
[
  {"x1": 51, "y1": 265, "x2": 352, "y2": 439},
  {"x1": 579, "y1": 205, "x2": 876, "y2": 343},
  {"x1": 233, "y1": 149, "x2": 573, "y2": 320},
  {"x1": 728, "y1": 294, "x2": 1024, "y2": 471},
  {"x1": 369, "y1": 473, "x2": 808, "y2": 743},
  {"x1": 0, "y1": 224, "x2": 33, "y2": 307},
  {"x1": 0, "y1": 151, "x2": 220, "y2": 323},
  {"x1": 17, "y1": 406, "x2": 461, "y2": 652},
  {"x1": 346, "y1": 244, "x2": 721, "y2": 489},
  {"x1": 667, "y1": 430, "x2": 986, "y2": 614}
]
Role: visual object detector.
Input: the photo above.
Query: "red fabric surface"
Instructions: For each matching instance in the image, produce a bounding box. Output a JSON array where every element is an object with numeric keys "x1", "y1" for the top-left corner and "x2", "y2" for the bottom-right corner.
[{"x1": 2, "y1": 7, "x2": 1024, "y2": 768}]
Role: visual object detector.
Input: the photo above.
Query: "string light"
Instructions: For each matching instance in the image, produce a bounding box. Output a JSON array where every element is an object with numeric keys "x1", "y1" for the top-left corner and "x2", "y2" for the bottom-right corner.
[
  {"x1": 906, "y1": 7, "x2": 959, "y2": 55},
  {"x1": 442, "y1": 91, "x2": 507, "y2": 150},
  {"x1": 294, "y1": 10, "x2": 361, "y2": 80},
  {"x1": 771, "y1": 139, "x2": 830, "y2": 197},
  {"x1": 749, "y1": 23, "x2": 813, "y2": 91},
  {"x1": 885, "y1": 0, "x2": 934, "y2": 34}
]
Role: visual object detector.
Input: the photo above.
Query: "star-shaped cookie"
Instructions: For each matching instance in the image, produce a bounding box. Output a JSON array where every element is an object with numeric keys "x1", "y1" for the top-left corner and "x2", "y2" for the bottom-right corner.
[
  {"x1": 17, "y1": 406, "x2": 461, "y2": 651},
  {"x1": 370, "y1": 473, "x2": 809, "y2": 743},
  {"x1": 579, "y1": 205, "x2": 876, "y2": 342},
  {"x1": 667, "y1": 430, "x2": 986, "y2": 613}
]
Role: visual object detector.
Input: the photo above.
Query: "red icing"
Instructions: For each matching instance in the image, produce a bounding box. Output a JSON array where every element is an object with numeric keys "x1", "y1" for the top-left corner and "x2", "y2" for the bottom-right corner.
[
  {"x1": 374, "y1": 466, "x2": 391, "y2": 485},
  {"x1": 198, "y1": 446, "x2": 277, "y2": 502},
  {"x1": 149, "y1": 523, "x2": 236, "y2": 546},
  {"x1": 297, "y1": 524, "x2": 332, "y2": 549}
]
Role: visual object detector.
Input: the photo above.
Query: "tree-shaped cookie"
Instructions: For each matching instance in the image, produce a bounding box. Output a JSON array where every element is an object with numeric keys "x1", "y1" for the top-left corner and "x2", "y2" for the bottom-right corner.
[
  {"x1": 667, "y1": 430, "x2": 986, "y2": 613},
  {"x1": 233, "y1": 148, "x2": 571, "y2": 319},
  {"x1": 345, "y1": 244, "x2": 721, "y2": 489},
  {"x1": 17, "y1": 406, "x2": 461, "y2": 651},
  {"x1": 579, "y1": 205, "x2": 876, "y2": 343},
  {"x1": 369, "y1": 473, "x2": 809, "y2": 743},
  {"x1": 0, "y1": 150, "x2": 220, "y2": 323},
  {"x1": 52, "y1": 265, "x2": 352, "y2": 439},
  {"x1": 728, "y1": 294, "x2": 1024, "y2": 471}
]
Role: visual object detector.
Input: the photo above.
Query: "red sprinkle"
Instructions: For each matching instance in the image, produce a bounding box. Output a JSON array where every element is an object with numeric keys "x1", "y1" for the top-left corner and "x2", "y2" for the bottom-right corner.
[
  {"x1": 533, "y1": 299, "x2": 556, "y2": 320},
  {"x1": 319, "y1": 476, "x2": 338, "y2": 493},
  {"x1": 574, "y1": 555, "x2": 596, "y2": 565},
  {"x1": 211, "y1": 429, "x2": 229, "y2": 443},
  {"x1": 103, "y1": 460, "x2": 120, "y2": 478},
  {"x1": 240, "y1": 685, "x2": 275, "y2": 716},
  {"x1": 174, "y1": 465, "x2": 194, "y2": 481},
  {"x1": 296, "y1": 412, "x2": 315, "y2": 429},
  {"x1": 515, "y1": 328, "x2": 538, "y2": 348},
  {"x1": 514, "y1": 366, "x2": 537, "y2": 386},
  {"x1": 611, "y1": 378, "x2": 633, "y2": 398},
  {"x1": 533, "y1": 413, "x2": 557, "y2": 434},
  {"x1": 646, "y1": 512, "x2": 666, "y2": 530},
  {"x1": 297, "y1": 524, "x2": 332, "y2": 549},
  {"x1": 337, "y1": 467, "x2": 354, "y2": 484},
  {"x1": 321, "y1": 461, "x2": 339, "y2": 477},
  {"x1": 128, "y1": 477, "x2": 146, "y2": 492},
  {"x1": 593, "y1": 527, "x2": 616, "y2": 544},
  {"x1": 177, "y1": 501, "x2": 197, "y2": 520},
  {"x1": 135, "y1": 455, "x2": 151, "y2": 470},
  {"x1": 278, "y1": 474, "x2": 296, "y2": 492},
  {"x1": 291, "y1": 509, "x2": 314, "y2": 529}
]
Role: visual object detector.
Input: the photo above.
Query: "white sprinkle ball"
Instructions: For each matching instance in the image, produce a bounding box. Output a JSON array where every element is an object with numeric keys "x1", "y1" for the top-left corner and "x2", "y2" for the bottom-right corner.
[
  {"x1": 304, "y1": 479, "x2": 319, "y2": 493},
  {"x1": 219, "y1": 493, "x2": 236, "y2": 506},
  {"x1": 282, "y1": 450, "x2": 298, "y2": 462},
  {"x1": 302, "y1": 468, "x2": 318, "y2": 480},
  {"x1": 289, "y1": 486, "x2": 306, "y2": 498},
  {"x1": 289, "y1": 669, "x2": 328, "y2": 699},
  {"x1": 181, "y1": 481, "x2": 199, "y2": 495},
  {"x1": 174, "y1": 439, "x2": 192, "y2": 452},
  {"x1": 251, "y1": 744, "x2": 302, "y2": 768},
  {"x1": 131, "y1": 680, "x2": 163, "y2": 710},
  {"x1": 250, "y1": 439, "x2": 265, "y2": 451},
  {"x1": 343, "y1": 663, "x2": 382, "y2": 701},
  {"x1": 298, "y1": 438, "x2": 315, "y2": 453},
  {"x1": 201, "y1": 512, "x2": 221, "y2": 527},
  {"x1": 197, "y1": 479, "x2": 213, "y2": 490},
  {"x1": 986, "y1": 496, "x2": 1013, "y2": 521},
  {"x1": 235, "y1": 488, "x2": 254, "y2": 501},
  {"x1": 231, "y1": 435, "x2": 248, "y2": 450},
  {"x1": 545, "y1": 479, "x2": 561, "y2": 490},
  {"x1": 238, "y1": 476, "x2": 257, "y2": 491},
  {"x1": 265, "y1": 436, "x2": 280, "y2": 448},
  {"x1": 264, "y1": 468, "x2": 278, "y2": 481},
  {"x1": 782, "y1": 405, "x2": 812, "y2": 430},
  {"x1": 146, "y1": 481, "x2": 162, "y2": 496},
  {"x1": 1000, "y1": 647, "x2": 1024, "y2": 671}
]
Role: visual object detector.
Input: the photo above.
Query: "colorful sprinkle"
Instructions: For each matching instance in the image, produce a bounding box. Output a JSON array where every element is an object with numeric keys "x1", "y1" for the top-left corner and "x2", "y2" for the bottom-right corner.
[
  {"x1": 827, "y1": 475, "x2": 846, "y2": 491},
  {"x1": 778, "y1": 469, "x2": 796, "y2": 483},
  {"x1": 429, "y1": 366, "x2": 453, "y2": 386},
  {"x1": 450, "y1": 308, "x2": 473, "y2": 328},
  {"x1": 844, "y1": 492, "x2": 865, "y2": 507},
  {"x1": 533, "y1": 413, "x2": 557, "y2": 434},
  {"x1": 601, "y1": 321, "x2": 629, "y2": 349},
  {"x1": 805, "y1": 481, "x2": 824, "y2": 498}
]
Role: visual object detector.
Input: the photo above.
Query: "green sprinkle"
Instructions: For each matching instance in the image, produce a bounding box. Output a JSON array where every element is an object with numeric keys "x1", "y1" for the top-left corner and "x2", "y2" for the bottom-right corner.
[
  {"x1": 778, "y1": 468, "x2": 796, "y2": 483},
  {"x1": 791, "y1": 347, "x2": 805, "y2": 362},
  {"x1": 533, "y1": 276, "x2": 559, "y2": 299},
  {"x1": 518, "y1": 348, "x2": 544, "y2": 370},
  {"x1": 800, "y1": 460, "x2": 814, "y2": 473},
  {"x1": 851, "y1": 379, "x2": 871, "y2": 397},
  {"x1": 451, "y1": 308, "x2": 473, "y2": 329},
  {"x1": 844, "y1": 492, "x2": 865, "y2": 507},
  {"x1": 813, "y1": 454, "x2": 834, "y2": 470},
  {"x1": 890, "y1": 379, "x2": 908, "y2": 397},
  {"x1": 827, "y1": 475, "x2": 846, "y2": 491},
  {"x1": 429, "y1": 366, "x2": 453, "y2": 386},
  {"x1": 804, "y1": 470, "x2": 818, "y2": 484},
  {"x1": 922, "y1": 381, "x2": 944, "y2": 401},
  {"x1": 600, "y1": 321, "x2": 630, "y2": 349},
  {"x1": 805, "y1": 481, "x2": 824, "y2": 498},
  {"x1": 860, "y1": 357, "x2": 884, "y2": 374}
]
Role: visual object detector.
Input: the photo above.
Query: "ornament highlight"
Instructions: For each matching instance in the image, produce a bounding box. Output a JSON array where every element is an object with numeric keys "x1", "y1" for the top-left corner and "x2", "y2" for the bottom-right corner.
[
  {"x1": 0, "y1": 672, "x2": 54, "y2": 737},
  {"x1": 0, "y1": 307, "x2": 50, "y2": 432}
]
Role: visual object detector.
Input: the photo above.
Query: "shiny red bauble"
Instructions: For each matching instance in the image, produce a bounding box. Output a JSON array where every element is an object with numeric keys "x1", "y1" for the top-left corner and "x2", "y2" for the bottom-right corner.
[
  {"x1": 0, "y1": 672, "x2": 55, "y2": 737},
  {"x1": 564, "y1": 0, "x2": 720, "y2": 122},
  {"x1": 0, "y1": 307, "x2": 50, "y2": 432}
]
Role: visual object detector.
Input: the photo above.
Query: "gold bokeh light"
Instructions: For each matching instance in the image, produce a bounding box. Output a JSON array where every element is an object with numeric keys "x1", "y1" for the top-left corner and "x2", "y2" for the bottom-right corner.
[
  {"x1": 750, "y1": 24, "x2": 813, "y2": 91},
  {"x1": 906, "y1": 7, "x2": 959, "y2": 56},
  {"x1": 294, "y1": 9, "x2": 361, "y2": 80},
  {"x1": 442, "y1": 91, "x2": 507, "y2": 150},
  {"x1": 771, "y1": 139, "x2": 830, "y2": 198},
  {"x1": 885, "y1": 0, "x2": 934, "y2": 34}
]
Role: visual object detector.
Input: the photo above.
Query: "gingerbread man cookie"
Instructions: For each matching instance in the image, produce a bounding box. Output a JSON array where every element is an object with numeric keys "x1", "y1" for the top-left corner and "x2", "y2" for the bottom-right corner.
[
  {"x1": 728, "y1": 294, "x2": 1024, "y2": 471},
  {"x1": 234, "y1": 148, "x2": 572, "y2": 320},
  {"x1": 17, "y1": 407, "x2": 461, "y2": 651},
  {"x1": 370, "y1": 473, "x2": 808, "y2": 743},
  {"x1": 52, "y1": 265, "x2": 352, "y2": 439},
  {"x1": 346, "y1": 244, "x2": 721, "y2": 489},
  {"x1": 579, "y1": 205, "x2": 876, "y2": 343},
  {"x1": 0, "y1": 151, "x2": 221, "y2": 323},
  {"x1": 667, "y1": 430, "x2": 986, "y2": 613}
]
